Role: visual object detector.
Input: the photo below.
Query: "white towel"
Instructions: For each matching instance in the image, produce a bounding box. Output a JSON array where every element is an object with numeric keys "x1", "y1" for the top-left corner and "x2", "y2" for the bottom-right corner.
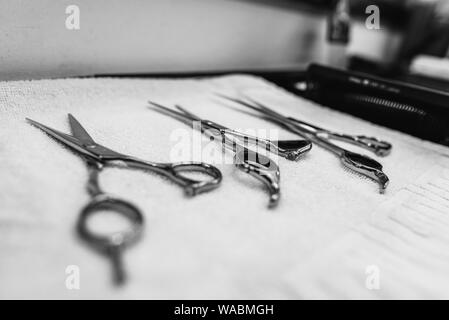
[{"x1": 0, "y1": 75, "x2": 448, "y2": 299}]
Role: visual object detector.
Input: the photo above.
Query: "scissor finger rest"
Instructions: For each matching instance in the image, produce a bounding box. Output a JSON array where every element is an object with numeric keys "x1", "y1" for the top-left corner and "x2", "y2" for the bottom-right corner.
[
  {"x1": 234, "y1": 149, "x2": 281, "y2": 208},
  {"x1": 276, "y1": 140, "x2": 312, "y2": 161},
  {"x1": 77, "y1": 194, "x2": 144, "y2": 285},
  {"x1": 340, "y1": 151, "x2": 389, "y2": 193}
]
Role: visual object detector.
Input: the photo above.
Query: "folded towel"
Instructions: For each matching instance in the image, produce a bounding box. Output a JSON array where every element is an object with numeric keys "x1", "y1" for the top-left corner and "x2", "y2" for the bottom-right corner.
[{"x1": 0, "y1": 75, "x2": 448, "y2": 299}]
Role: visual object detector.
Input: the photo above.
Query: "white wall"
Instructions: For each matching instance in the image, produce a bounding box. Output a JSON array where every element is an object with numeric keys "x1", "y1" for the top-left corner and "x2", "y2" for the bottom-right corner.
[{"x1": 0, "y1": 0, "x2": 327, "y2": 80}]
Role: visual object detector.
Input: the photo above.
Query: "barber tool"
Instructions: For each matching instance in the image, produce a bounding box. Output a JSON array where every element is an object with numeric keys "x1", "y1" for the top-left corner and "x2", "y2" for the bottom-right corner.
[
  {"x1": 218, "y1": 95, "x2": 391, "y2": 194},
  {"x1": 27, "y1": 114, "x2": 222, "y2": 284},
  {"x1": 148, "y1": 101, "x2": 309, "y2": 208},
  {"x1": 157, "y1": 105, "x2": 311, "y2": 162}
]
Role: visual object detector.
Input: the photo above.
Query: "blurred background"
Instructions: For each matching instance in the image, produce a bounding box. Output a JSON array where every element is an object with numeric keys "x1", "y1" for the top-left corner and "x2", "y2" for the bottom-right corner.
[
  {"x1": 2, "y1": 0, "x2": 449, "y2": 144},
  {"x1": 1, "y1": 0, "x2": 447, "y2": 80}
]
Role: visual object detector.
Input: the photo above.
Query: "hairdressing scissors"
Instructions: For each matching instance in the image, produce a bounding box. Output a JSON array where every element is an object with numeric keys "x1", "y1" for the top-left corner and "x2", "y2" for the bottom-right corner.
[
  {"x1": 148, "y1": 101, "x2": 294, "y2": 208},
  {"x1": 150, "y1": 103, "x2": 311, "y2": 161},
  {"x1": 217, "y1": 95, "x2": 391, "y2": 194},
  {"x1": 27, "y1": 114, "x2": 222, "y2": 284}
]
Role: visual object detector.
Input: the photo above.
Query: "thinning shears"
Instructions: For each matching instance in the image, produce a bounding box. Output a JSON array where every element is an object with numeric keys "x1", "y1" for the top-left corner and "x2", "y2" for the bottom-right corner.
[
  {"x1": 27, "y1": 114, "x2": 222, "y2": 284},
  {"x1": 148, "y1": 101, "x2": 309, "y2": 208},
  {"x1": 218, "y1": 95, "x2": 391, "y2": 194}
]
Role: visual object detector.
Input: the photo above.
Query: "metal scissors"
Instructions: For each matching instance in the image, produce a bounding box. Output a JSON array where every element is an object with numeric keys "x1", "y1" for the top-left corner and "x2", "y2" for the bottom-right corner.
[
  {"x1": 217, "y1": 95, "x2": 391, "y2": 194},
  {"x1": 150, "y1": 103, "x2": 311, "y2": 162},
  {"x1": 148, "y1": 101, "x2": 294, "y2": 208},
  {"x1": 27, "y1": 114, "x2": 222, "y2": 284}
]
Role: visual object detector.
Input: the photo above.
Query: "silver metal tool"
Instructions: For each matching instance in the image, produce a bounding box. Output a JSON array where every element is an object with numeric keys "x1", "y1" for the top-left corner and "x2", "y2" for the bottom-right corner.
[
  {"x1": 27, "y1": 114, "x2": 222, "y2": 284},
  {"x1": 174, "y1": 105, "x2": 311, "y2": 161},
  {"x1": 286, "y1": 116, "x2": 392, "y2": 157},
  {"x1": 148, "y1": 101, "x2": 305, "y2": 208},
  {"x1": 218, "y1": 95, "x2": 391, "y2": 194}
]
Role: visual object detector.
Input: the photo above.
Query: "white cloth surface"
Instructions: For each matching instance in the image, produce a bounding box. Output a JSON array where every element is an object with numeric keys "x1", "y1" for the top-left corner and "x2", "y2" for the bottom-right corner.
[{"x1": 0, "y1": 75, "x2": 448, "y2": 299}]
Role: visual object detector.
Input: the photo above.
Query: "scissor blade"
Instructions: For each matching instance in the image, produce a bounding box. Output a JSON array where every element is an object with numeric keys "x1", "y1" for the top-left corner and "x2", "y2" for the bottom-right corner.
[
  {"x1": 243, "y1": 96, "x2": 291, "y2": 121},
  {"x1": 148, "y1": 100, "x2": 197, "y2": 126},
  {"x1": 68, "y1": 114, "x2": 95, "y2": 145},
  {"x1": 26, "y1": 118, "x2": 97, "y2": 159},
  {"x1": 217, "y1": 93, "x2": 287, "y2": 123},
  {"x1": 174, "y1": 105, "x2": 202, "y2": 121},
  {"x1": 216, "y1": 93, "x2": 262, "y2": 113}
]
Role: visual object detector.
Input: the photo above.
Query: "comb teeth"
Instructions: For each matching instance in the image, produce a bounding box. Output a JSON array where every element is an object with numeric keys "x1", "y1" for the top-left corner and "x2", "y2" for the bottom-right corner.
[{"x1": 348, "y1": 94, "x2": 427, "y2": 116}]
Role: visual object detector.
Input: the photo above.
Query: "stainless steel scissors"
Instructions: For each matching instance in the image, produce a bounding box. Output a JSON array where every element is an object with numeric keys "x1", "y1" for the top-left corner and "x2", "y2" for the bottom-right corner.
[
  {"x1": 148, "y1": 101, "x2": 294, "y2": 208},
  {"x1": 27, "y1": 114, "x2": 222, "y2": 284},
  {"x1": 217, "y1": 95, "x2": 391, "y2": 194},
  {"x1": 150, "y1": 103, "x2": 311, "y2": 161}
]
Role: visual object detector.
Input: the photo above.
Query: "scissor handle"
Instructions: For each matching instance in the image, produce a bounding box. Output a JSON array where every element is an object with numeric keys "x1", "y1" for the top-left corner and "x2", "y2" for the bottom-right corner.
[
  {"x1": 77, "y1": 194, "x2": 144, "y2": 252},
  {"x1": 340, "y1": 150, "x2": 389, "y2": 194},
  {"x1": 234, "y1": 149, "x2": 281, "y2": 208},
  {"x1": 287, "y1": 116, "x2": 392, "y2": 157},
  {"x1": 275, "y1": 140, "x2": 312, "y2": 161},
  {"x1": 121, "y1": 158, "x2": 222, "y2": 196},
  {"x1": 322, "y1": 133, "x2": 392, "y2": 157},
  {"x1": 165, "y1": 162, "x2": 223, "y2": 196}
]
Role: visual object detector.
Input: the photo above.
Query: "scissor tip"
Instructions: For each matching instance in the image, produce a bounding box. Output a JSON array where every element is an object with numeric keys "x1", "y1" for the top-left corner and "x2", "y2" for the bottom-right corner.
[
  {"x1": 26, "y1": 118, "x2": 51, "y2": 133},
  {"x1": 26, "y1": 117, "x2": 39, "y2": 125},
  {"x1": 147, "y1": 100, "x2": 167, "y2": 109},
  {"x1": 215, "y1": 92, "x2": 237, "y2": 102},
  {"x1": 375, "y1": 171, "x2": 389, "y2": 194},
  {"x1": 268, "y1": 193, "x2": 280, "y2": 209}
]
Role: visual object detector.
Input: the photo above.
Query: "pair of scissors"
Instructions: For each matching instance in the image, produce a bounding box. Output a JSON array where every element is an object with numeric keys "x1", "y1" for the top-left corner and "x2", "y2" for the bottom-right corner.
[
  {"x1": 218, "y1": 95, "x2": 391, "y2": 194},
  {"x1": 150, "y1": 103, "x2": 311, "y2": 162},
  {"x1": 148, "y1": 101, "x2": 302, "y2": 208},
  {"x1": 27, "y1": 114, "x2": 222, "y2": 285}
]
